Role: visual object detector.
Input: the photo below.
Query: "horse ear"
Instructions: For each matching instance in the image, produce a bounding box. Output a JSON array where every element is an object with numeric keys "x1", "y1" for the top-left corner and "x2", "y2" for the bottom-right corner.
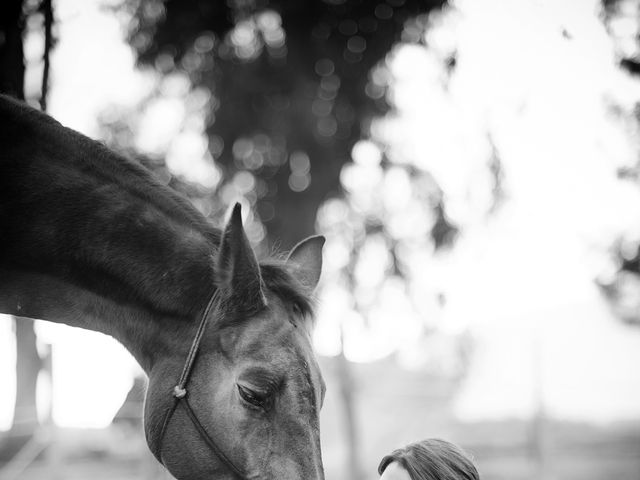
[
  {"x1": 286, "y1": 236, "x2": 325, "y2": 291},
  {"x1": 216, "y1": 203, "x2": 267, "y2": 311}
]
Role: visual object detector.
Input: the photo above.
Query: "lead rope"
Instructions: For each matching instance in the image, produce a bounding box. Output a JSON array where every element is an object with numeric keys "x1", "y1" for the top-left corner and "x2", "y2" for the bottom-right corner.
[
  {"x1": 172, "y1": 290, "x2": 221, "y2": 399},
  {"x1": 156, "y1": 290, "x2": 247, "y2": 480}
]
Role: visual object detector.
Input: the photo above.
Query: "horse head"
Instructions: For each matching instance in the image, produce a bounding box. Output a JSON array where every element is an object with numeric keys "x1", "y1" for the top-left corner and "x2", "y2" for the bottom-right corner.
[{"x1": 144, "y1": 204, "x2": 326, "y2": 479}]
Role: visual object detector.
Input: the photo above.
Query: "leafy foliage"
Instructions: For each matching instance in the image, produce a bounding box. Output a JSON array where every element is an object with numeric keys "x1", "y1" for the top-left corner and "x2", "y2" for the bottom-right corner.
[{"x1": 122, "y1": 0, "x2": 446, "y2": 247}]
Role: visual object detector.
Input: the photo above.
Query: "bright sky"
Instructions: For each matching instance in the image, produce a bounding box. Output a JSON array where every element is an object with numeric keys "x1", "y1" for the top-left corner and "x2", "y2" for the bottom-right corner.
[
  {"x1": 2, "y1": 0, "x2": 640, "y2": 431},
  {"x1": 314, "y1": 0, "x2": 640, "y2": 422},
  {"x1": 445, "y1": 0, "x2": 640, "y2": 422}
]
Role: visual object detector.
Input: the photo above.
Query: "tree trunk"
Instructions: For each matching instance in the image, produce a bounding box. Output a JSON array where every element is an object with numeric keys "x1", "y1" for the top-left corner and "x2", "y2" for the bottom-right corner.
[
  {"x1": 337, "y1": 339, "x2": 363, "y2": 480},
  {"x1": 0, "y1": 319, "x2": 42, "y2": 461},
  {"x1": 0, "y1": 0, "x2": 43, "y2": 463},
  {"x1": 12, "y1": 319, "x2": 41, "y2": 433},
  {"x1": 0, "y1": 0, "x2": 26, "y2": 99}
]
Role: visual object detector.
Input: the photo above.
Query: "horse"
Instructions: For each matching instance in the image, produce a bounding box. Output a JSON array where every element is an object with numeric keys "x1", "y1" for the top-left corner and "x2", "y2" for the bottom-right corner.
[{"x1": 0, "y1": 94, "x2": 326, "y2": 480}]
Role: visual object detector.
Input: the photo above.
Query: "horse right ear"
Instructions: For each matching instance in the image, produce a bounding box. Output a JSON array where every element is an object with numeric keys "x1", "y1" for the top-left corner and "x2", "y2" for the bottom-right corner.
[
  {"x1": 287, "y1": 236, "x2": 325, "y2": 291},
  {"x1": 215, "y1": 203, "x2": 267, "y2": 312}
]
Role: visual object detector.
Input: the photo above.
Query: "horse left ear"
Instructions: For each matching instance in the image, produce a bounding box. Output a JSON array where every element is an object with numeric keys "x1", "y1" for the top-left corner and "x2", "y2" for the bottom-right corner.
[
  {"x1": 287, "y1": 235, "x2": 325, "y2": 291},
  {"x1": 216, "y1": 203, "x2": 267, "y2": 311}
]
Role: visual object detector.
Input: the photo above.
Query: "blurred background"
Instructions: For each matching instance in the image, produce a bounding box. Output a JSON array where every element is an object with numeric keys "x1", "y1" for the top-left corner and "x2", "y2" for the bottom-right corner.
[{"x1": 2, "y1": 0, "x2": 640, "y2": 478}]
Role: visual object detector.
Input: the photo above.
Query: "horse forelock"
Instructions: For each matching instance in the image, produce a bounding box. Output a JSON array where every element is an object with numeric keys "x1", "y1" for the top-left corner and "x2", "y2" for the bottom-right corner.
[
  {"x1": 214, "y1": 259, "x2": 315, "y2": 330},
  {"x1": 259, "y1": 261, "x2": 316, "y2": 320}
]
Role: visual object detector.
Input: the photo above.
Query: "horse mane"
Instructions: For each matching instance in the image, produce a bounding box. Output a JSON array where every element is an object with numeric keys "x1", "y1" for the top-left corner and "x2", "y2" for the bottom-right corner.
[
  {"x1": 0, "y1": 94, "x2": 220, "y2": 246},
  {"x1": 1, "y1": 95, "x2": 314, "y2": 323}
]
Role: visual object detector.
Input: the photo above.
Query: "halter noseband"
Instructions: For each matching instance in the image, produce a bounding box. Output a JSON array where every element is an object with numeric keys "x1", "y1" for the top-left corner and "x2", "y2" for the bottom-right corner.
[{"x1": 155, "y1": 290, "x2": 247, "y2": 479}]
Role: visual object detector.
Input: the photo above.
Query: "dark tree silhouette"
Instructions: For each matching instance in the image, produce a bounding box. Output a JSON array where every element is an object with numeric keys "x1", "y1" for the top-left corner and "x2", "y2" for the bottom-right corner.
[{"x1": 125, "y1": 0, "x2": 446, "y2": 248}]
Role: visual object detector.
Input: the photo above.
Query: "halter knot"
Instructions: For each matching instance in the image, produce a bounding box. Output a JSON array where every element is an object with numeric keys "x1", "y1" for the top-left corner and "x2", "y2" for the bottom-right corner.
[{"x1": 173, "y1": 386, "x2": 187, "y2": 399}]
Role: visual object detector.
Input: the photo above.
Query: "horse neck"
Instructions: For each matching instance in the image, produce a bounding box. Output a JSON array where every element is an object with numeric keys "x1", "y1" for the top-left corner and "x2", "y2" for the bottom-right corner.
[{"x1": 0, "y1": 96, "x2": 218, "y2": 370}]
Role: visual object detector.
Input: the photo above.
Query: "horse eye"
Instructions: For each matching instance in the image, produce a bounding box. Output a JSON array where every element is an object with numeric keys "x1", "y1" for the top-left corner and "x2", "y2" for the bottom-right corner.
[
  {"x1": 237, "y1": 384, "x2": 269, "y2": 408},
  {"x1": 292, "y1": 302, "x2": 303, "y2": 316}
]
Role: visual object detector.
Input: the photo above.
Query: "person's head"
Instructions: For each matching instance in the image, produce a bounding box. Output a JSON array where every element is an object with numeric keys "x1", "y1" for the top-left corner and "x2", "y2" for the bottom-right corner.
[{"x1": 378, "y1": 439, "x2": 479, "y2": 480}]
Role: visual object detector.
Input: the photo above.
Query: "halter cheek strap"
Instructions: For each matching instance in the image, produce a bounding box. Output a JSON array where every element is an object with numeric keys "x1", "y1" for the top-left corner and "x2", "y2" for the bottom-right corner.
[{"x1": 155, "y1": 290, "x2": 247, "y2": 479}]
